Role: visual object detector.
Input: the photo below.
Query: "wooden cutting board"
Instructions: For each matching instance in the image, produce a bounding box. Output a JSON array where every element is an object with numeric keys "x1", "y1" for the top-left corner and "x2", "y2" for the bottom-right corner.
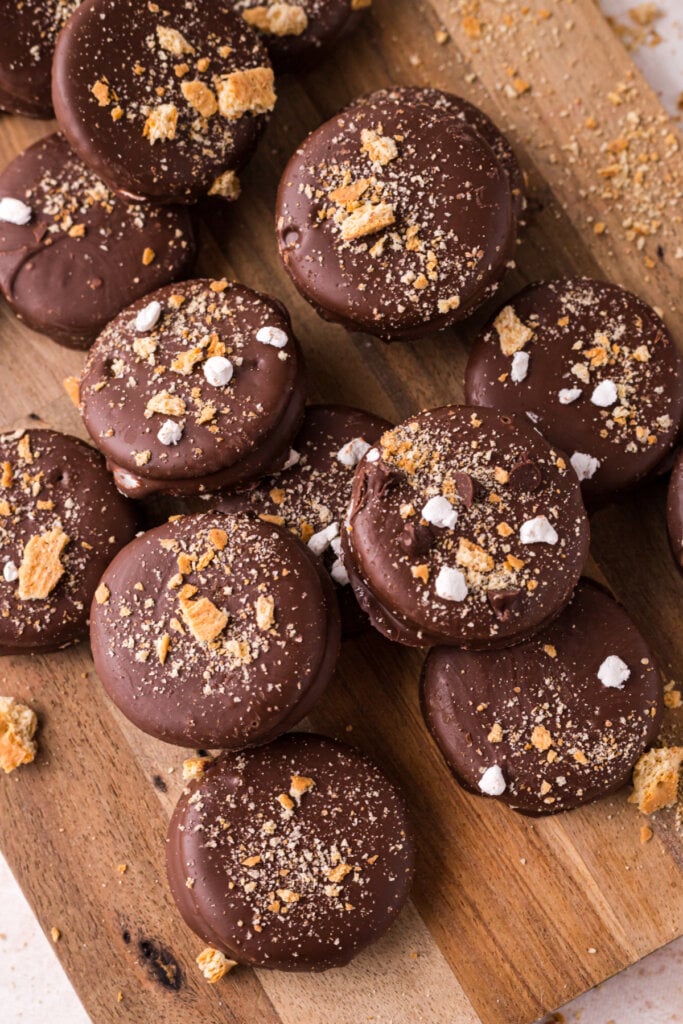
[{"x1": 1, "y1": 1, "x2": 682, "y2": 1022}]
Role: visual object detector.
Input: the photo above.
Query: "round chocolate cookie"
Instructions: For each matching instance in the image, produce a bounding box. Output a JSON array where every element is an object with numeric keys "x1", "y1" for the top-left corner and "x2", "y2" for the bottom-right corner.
[
  {"x1": 465, "y1": 279, "x2": 683, "y2": 504},
  {"x1": 0, "y1": 428, "x2": 137, "y2": 655},
  {"x1": 0, "y1": 0, "x2": 81, "y2": 117},
  {"x1": 91, "y1": 513, "x2": 341, "y2": 748},
  {"x1": 353, "y1": 87, "x2": 526, "y2": 227},
  {"x1": 80, "y1": 279, "x2": 306, "y2": 497},
  {"x1": 213, "y1": 405, "x2": 391, "y2": 635},
  {"x1": 667, "y1": 449, "x2": 683, "y2": 574},
  {"x1": 421, "y1": 579, "x2": 662, "y2": 815},
  {"x1": 342, "y1": 405, "x2": 590, "y2": 649},
  {"x1": 166, "y1": 732, "x2": 415, "y2": 969},
  {"x1": 52, "y1": 0, "x2": 276, "y2": 204},
  {"x1": 0, "y1": 133, "x2": 196, "y2": 349},
  {"x1": 276, "y1": 88, "x2": 518, "y2": 341},
  {"x1": 232, "y1": 0, "x2": 368, "y2": 74}
]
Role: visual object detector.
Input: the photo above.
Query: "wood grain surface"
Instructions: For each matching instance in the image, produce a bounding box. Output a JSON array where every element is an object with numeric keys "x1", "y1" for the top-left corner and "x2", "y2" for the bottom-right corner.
[{"x1": 1, "y1": 1, "x2": 682, "y2": 1023}]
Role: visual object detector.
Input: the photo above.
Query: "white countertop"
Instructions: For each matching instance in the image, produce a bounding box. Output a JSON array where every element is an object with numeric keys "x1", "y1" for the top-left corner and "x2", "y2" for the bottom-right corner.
[{"x1": 1, "y1": 3, "x2": 682, "y2": 1022}]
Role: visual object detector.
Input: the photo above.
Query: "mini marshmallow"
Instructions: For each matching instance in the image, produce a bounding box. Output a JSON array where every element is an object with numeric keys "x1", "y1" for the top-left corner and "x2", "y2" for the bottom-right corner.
[
  {"x1": 329, "y1": 535, "x2": 342, "y2": 557},
  {"x1": 3, "y1": 560, "x2": 18, "y2": 583},
  {"x1": 421, "y1": 495, "x2": 458, "y2": 530},
  {"x1": 336, "y1": 437, "x2": 371, "y2": 468},
  {"x1": 157, "y1": 419, "x2": 183, "y2": 446},
  {"x1": 282, "y1": 448, "x2": 300, "y2": 470},
  {"x1": 597, "y1": 655, "x2": 630, "y2": 689},
  {"x1": 519, "y1": 515, "x2": 559, "y2": 545},
  {"x1": 366, "y1": 448, "x2": 380, "y2": 463},
  {"x1": 135, "y1": 300, "x2": 162, "y2": 333},
  {"x1": 0, "y1": 197, "x2": 32, "y2": 225},
  {"x1": 308, "y1": 521, "x2": 340, "y2": 557},
  {"x1": 570, "y1": 451, "x2": 601, "y2": 482},
  {"x1": 478, "y1": 765, "x2": 506, "y2": 796},
  {"x1": 511, "y1": 351, "x2": 530, "y2": 383},
  {"x1": 559, "y1": 387, "x2": 582, "y2": 405},
  {"x1": 203, "y1": 355, "x2": 234, "y2": 387},
  {"x1": 591, "y1": 379, "x2": 618, "y2": 407},
  {"x1": 256, "y1": 326, "x2": 288, "y2": 348},
  {"x1": 330, "y1": 558, "x2": 350, "y2": 586},
  {"x1": 434, "y1": 565, "x2": 468, "y2": 602}
]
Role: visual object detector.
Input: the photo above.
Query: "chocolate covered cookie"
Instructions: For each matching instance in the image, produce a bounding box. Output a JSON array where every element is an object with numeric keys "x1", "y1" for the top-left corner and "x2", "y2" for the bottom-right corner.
[
  {"x1": 166, "y1": 732, "x2": 415, "y2": 969},
  {"x1": 421, "y1": 580, "x2": 662, "y2": 815},
  {"x1": 91, "y1": 513, "x2": 340, "y2": 748},
  {"x1": 80, "y1": 279, "x2": 306, "y2": 497},
  {"x1": 0, "y1": 428, "x2": 137, "y2": 654},
  {"x1": 276, "y1": 88, "x2": 518, "y2": 341},
  {"x1": 53, "y1": 0, "x2": 276, "y2": 204},
  {"x1": 0, "y1": 1, "x2": 81, "y2": 117},
  {"x1": 0, "y1": 133, "x2": 196, "y2": 349},
  {"x1": 465, "y1": 279, "x2": 683, "y2": 503},
  {"x1": 214, "y1": 405, "x2": 391, "y2": 635},
  {"x1": 342, "y1": 406, "x2": 590, "y2": 648},
  {"x1": 233, "y1": 0, "x2": 369, "y2": 73},
  {"x1": 667, "y1": 449, "x2": 683, "y2": 574}
]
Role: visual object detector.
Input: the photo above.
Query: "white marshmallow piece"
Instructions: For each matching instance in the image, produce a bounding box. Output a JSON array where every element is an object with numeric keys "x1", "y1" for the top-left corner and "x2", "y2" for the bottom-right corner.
[
  {"x1": 559, "y1": 387, "x2": 582, "y2": 405},
  {"x1": 203, "y1": 355, "x2": 234, "y2": 387},
  {"x1": 434, "y1": 566, "x2": 468, "y2": 602},
  {"x1": 134, "y1": 300, "x2": 162, "y2": 333},
  {"x1": 591, "y1": 379, "x2": 618, "y2": 407},
  {"x1": 308, "y1": 521, "x2": 340, "y2": 557},
  {"x1": 510, "y1": 351, "x2": 530, "y2": 383},
  {"x1": 282, "y1": 448, "x2": 300, "y2": 470},
  {"x1": 330, "y1": 558, "x2": 349, "y2": 586},
  {"x1": 478, "y1": 765, "x2": 506, "y2": 796},
  {"x1": 570, "y1": 451, "x2": 601, "y2": 482},
  {"x1": 337, "y1": 437, "x2": 371, "y2": 468},
  {"x1": 421, "y1": 495, "x2": 458, "y2": 531},
  {"x1": 366, "y1": 448, "x2": 380, "y2": 463},
  {"x1": 519, "y1": 515, "x2": 559, "y2": 545},
  {"x1": 3, "y1": 560, "x2": 18, "y2": 583},
  {"x1": 0, "y1": 197, "x2": 32, "y2": 225},
  {"x1": 157, "y1": 419, "x2": 183, "y2": 446},
  {"x1": 597, "y1": 655, "x2": 631, "y2": 689},
  {"x1": 256, "y1": 325, "x2": 288, "y2": 349}
]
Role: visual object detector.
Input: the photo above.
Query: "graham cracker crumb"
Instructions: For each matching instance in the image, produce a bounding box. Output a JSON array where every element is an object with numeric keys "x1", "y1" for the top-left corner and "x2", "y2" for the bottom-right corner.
[
  {"x1": 0, "y1": 697, "x2": 37, "y2": 774},
  {"x1": 629, "y1": 747, "x2": 683, "y2": 814},
  {"x1": 18, "y1": 525, "x2": 70, "y2": 601},
  {"x1": 361, "y1": 128, "x2": 398, "y2": 166},
  {"x1": 255, "y1": 594, "x2": 275, "y2": 631},
  {"x1": 143, "y1": 103, "x2": 178, "y2": 144},
  {"x1": 215, "y1": 67, "x2": 276, "y2": 119},
  {"x1": 183, "y1": 756, "x2": 213, "y2": 781},
  {"x1": 196, "y1": 947, "x2": 237, "y2": 983},
  {"x1": 341, "y1": 201, "x2": 395, "y2": 241},
  {"x1": 156, "y1": 26, "x2": 195, "y2": 56},
  {"x1": 208, "y1": 170, "x2": 241, "y2": 200},
  {"x1": 494, "y1": 305, "x2": 534, "y2": 356},
  {"x1": 242, "y1": 4, "x2": 308, "y2": 36},
  {"x1": 179, "y1": 594, "x2": 228, "y2": 642}
]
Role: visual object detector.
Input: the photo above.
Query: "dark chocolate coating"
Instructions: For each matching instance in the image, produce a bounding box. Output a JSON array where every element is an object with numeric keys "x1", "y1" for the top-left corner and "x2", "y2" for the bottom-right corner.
[
  {"x1": 0, "y1": 0, "x2": 81, "y2": 117},
  {"x1": 53, "y1": 0, "x2": 275, "y2": 203},
  {"x1": 166, "y1": 732, "x2": 415, "y2": 969},
  {"x1": 212, "y1": 405, "x2": 391, "y2": 636},
  {"x1": 667, "y1": 449, "x2": 683, "y2": 574},
  {"x1": 80, "y1": 279, "x2": 306, "y2": 497},
  {"x1": 0, "y1": 428, "x2": 137, "y2": 654},
  {"x1": 91, "y1": 513, "x2": 341, "y2": 748},
  {"x1": 231, "y1": 0, "x2": 365, "y2": 74},
  {"x1": 421, "y1": 580, "x2": 662, "y2": 815},
  {"x1": 276, "y1": 89, "x2": 517, "y2": 341},
  {"x1": 465, "y1": 279, "x2": 683, "y2": 504},
  {"x1": 0, "y1": 133, "x2": 196, "y2": 349},
  {"x1": 353, "y1": 87, "x2": 526, "y2": 227},
  {"x1": 342, "y1": 405, "x2": 590, "y2": 648}
]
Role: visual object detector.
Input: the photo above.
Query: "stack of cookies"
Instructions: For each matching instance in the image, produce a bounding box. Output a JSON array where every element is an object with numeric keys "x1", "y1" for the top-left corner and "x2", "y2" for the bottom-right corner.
[{"x1": 0, "y1": 0, "x2": 681, "y2": 984}]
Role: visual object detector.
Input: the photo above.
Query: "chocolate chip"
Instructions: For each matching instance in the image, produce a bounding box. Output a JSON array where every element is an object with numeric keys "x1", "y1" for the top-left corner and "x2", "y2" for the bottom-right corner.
[
  {"x1": 399, "y1": 521, "x2": 433, "y2": 557},
  {"x1": 487, "y1": 588, "x2": 523, "y2": 621},
  {"x1": 509, "y1": 459, "x2": 542, "y2": 492},
  {"x1": 453, "y1": 471, "x2": 482, "y2": 508}
]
